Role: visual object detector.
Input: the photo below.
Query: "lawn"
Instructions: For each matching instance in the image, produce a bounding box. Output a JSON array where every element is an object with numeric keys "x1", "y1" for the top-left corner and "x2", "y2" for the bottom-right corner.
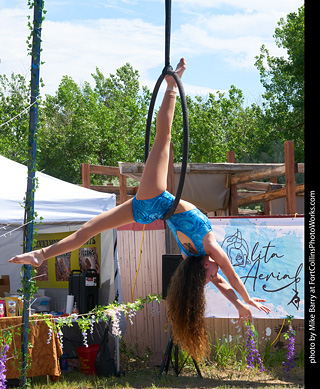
[
  {"x1": 10, "y1": 359, "x2": 304, "y2": 389},
  {"x1": 5, "y1": 321, "x2": 305, "y2": 388}
]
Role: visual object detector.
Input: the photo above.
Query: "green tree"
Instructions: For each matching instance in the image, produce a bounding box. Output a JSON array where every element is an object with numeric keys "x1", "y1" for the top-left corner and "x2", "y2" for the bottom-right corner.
[
  {"x1": 254, "y1": 5, "x2": 304, "y2": 162},
  {"x1": 1, "y1": 1, "x2": 304, "y2": 182},
  {"x1": 170, "y1": 86, "x2": 264, "y2": 164},
  {"x1": 91, "y1": 63, "x2": 151, "y2": 166},
  {"x1": 37, "y1": 76, "x2": 100, "y2": 182},
  {"x1": 37, "y1": 64, "x2": 151, "y2": 183},
  {"x1": 0, "y1": 73, "x2": 30, "y2": 163}
]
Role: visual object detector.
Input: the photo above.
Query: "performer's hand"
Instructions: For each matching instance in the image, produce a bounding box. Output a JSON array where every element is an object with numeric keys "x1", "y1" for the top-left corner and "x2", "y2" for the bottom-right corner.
[
  {"x1": 237, "y1": 303, "x2": 253, "y2": 325},
  {"x1": 237, "y1": 298, "x2": 270, "y2": 325},
  {"x1": 8, "y1": 250, "x2": 44, "y2": 267},
  {"x1": 247, "y1": 297, "x2": 271, "y2": 314}
]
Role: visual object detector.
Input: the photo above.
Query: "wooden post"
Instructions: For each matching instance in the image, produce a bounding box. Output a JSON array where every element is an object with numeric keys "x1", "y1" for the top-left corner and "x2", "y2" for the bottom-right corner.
[
  {"x1": 119, "y1": 173, "x2": 127, "y2": 204},
  {"x1": 263, "y1": 195, "x2": 270, "y2": 215},
  {"x1": 266, "y1": 177, "x2": 278, "y2": 215},
  {"x1": 81, "y1": 163, "x2": 91, "y2": 188},
  {"x1": 284, "y1": 140, "x2": 296, "y2": 214},
  {"x1": 227, "y1": 151, "x2": 238, "y2": 216}
]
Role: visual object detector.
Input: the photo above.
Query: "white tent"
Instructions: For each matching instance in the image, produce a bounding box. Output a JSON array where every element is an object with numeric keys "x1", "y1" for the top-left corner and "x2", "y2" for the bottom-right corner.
[
  {"x1": 0, "y1": 155, "x2": 115, "y2": 224},
  {"x1": 0, "y1": 155, "x2": 123, "y2": 310}
]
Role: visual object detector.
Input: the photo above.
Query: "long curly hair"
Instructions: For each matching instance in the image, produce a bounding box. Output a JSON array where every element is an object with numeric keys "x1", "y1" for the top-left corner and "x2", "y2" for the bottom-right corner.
[{"x1": 165, "y1": 256, "x2": 209, "y2": 360}]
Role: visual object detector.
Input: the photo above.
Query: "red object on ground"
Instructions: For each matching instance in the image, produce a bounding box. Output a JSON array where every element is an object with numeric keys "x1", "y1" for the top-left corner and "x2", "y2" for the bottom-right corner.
[{"x1": 77, "y1": 344, "x2": 100, "y2": 375}]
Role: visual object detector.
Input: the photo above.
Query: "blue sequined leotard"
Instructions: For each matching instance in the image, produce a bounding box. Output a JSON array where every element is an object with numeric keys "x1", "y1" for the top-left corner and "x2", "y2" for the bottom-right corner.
[{"x1": 132, "y1": 190, "x2": 212, "y2": 258}]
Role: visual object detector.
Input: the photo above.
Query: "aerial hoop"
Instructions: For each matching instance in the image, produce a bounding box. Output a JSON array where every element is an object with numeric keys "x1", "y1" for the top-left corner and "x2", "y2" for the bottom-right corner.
[{"x1": 144, "y1": 0, "x2": 189, "y2": 221}]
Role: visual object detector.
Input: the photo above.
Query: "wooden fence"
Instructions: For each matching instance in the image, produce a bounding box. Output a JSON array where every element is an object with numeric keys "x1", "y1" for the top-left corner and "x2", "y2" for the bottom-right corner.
[{"x1": 226, "y1": 141, "x2": 304, "y2": 216}]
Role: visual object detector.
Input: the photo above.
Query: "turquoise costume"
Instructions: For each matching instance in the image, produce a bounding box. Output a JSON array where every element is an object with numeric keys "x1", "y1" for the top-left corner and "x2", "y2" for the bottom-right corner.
[{"x1": 132, "y1": 190, "x2": 212, "y2": 258}]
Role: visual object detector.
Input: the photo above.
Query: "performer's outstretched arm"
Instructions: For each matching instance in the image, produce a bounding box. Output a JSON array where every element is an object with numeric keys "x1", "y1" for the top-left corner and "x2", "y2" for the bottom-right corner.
[{"x1": 211, "y1": 273, "x2": 269, "y2": 324}]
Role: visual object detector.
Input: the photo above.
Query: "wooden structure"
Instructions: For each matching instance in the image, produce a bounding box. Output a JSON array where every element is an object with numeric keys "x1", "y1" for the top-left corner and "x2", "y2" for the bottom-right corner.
[
  {"x1": 81, "y1": 163, "x2": 137, "y2": 205},
  {"x1": 81, "y1": 140, "x2": 305, "y2": 364},
  {"x1": 227, "y1": 140, "x2": 304, "y2": 216},
  {"x1": 82, "y1": 141, "x2": 304, "y2": 215}
]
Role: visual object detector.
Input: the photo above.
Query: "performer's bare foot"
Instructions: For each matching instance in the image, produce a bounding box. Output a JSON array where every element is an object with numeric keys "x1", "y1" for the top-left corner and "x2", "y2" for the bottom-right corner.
[
  {"x1": 174, "y1": 57, "x2": 187, "y2": 79},
  {"x1": 166, "y1": 57, "x2": 187, "y2": 88}
]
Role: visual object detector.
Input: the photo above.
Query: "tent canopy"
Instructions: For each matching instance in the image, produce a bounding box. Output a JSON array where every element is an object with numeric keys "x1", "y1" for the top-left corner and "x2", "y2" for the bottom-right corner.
[
  {"x1": 0, "y1": 155, "x2": 119, "y2": 300},
  {"x1": 0, "y1": 155, "x2": 115, "y2": 225}
]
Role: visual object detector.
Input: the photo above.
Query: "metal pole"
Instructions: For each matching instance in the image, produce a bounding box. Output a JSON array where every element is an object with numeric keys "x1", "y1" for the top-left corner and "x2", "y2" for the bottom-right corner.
[{"x1": 21, "y1": 0, "x2": 43, "y2": 386}]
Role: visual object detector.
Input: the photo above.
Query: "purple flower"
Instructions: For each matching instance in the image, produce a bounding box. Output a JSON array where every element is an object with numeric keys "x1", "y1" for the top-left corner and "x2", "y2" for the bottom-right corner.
[
  {"x1": 283, "y1": 321, "x2": 295, "y2": 375},
  {"x1": 0, "y1": 343, "x2": 9, "y2": 389},
  {"x1": 246, "y1": 324, "x2": 265, "y2": 373}
]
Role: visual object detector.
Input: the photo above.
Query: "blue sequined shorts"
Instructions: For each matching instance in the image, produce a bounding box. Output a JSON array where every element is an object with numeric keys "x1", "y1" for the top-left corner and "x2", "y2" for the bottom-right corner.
[{"x1": 132, "y1": 190, "x2": 175, "y2": 224}]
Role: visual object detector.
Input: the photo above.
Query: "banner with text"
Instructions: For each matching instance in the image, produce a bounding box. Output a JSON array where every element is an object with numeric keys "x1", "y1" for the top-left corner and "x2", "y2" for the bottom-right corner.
[
  {"x1": 205, "y1": 217, "x2": 304, "y2": 319},
  {"x1": 34, "y1": 231, "x2": 101, "y2": 288}
]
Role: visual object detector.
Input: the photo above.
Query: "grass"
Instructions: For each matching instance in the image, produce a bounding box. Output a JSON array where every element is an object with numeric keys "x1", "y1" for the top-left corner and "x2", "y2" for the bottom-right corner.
[
  {"x1": 7, "y1": 337, "x2": 305, "y2": 388},
  {"x1": 25, "y1": 363, "x2": 304, "y2": 389}
]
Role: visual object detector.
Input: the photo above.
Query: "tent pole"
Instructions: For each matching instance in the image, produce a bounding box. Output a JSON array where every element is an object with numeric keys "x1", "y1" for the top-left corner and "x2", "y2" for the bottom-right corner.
[{"x1": 21, "y1": 1, "x2": 43, "y2": 386}]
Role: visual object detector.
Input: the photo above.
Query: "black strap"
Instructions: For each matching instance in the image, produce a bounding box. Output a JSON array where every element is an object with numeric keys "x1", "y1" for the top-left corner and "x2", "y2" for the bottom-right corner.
[
  {"x1": 165, "y1": 0, "x2": 171, "y2": 68},
  {"x1": 144, "y1": 0, "x2": 189, "y2": 221}
]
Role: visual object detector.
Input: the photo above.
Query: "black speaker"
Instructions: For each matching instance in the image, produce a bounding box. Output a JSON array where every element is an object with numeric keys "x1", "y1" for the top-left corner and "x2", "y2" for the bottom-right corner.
[
  {"x1": 69, "y1": 269, "x2": 81, "y2": 305},
  {"x1": 162, "y1": 254, "x2": 183, "y2": 299},
  {"x1": 69, "y1": 269, "x2": 99, "y2": 314},
  {"x1": 79, "y1": 269, "x2": 99, "y2": 314}
]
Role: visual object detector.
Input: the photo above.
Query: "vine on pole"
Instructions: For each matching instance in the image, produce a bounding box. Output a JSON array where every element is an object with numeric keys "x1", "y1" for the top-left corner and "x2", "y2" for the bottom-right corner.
[{"x1": 20, "y1": 0, "x2": 45, "y2": 386}]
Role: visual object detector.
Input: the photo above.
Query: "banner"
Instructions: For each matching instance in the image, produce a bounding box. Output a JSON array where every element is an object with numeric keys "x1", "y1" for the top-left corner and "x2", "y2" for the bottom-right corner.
[
  {"x1": 205, "y1": 217, "x2": 304, "y2": 319},
  {"x1": 34, "y1": 231, "x2": 101, "y2": 288}
]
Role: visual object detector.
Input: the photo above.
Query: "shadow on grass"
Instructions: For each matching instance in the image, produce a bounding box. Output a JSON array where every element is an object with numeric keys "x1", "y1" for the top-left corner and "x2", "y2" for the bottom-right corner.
[{"x1": 26, "y1": 366, "x2": 304, "y2": 389}]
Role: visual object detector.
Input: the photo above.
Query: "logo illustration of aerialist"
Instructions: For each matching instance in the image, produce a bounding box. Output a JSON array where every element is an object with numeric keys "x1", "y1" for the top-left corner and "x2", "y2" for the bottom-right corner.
[{"x1": 221, "y1": 229, "x2": 250, "y2": 267}]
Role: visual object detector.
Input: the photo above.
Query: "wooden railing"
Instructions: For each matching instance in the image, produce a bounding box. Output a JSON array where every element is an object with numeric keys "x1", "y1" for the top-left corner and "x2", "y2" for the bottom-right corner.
[
  {"x1": 81, "y1": 163, "x2": 138, "y2": 205},
  {"x1": 227, "y1": 140, "x2": 304, "y2": 215},
  {"x1": 81, "y1": 140, "x2": 304, "y2": 215}
]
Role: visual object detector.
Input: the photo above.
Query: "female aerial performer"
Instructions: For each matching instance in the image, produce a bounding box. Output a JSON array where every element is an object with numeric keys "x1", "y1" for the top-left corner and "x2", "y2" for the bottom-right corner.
[{"x1": 9, "y1": 58, "x2": 270, "y2": 359}]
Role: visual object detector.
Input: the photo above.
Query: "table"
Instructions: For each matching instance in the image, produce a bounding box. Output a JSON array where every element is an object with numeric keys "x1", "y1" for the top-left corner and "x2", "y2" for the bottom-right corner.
[
  {"x1": 0, "y1": 315, "x2": 62, "y2": 380},
  {"x1": 59, "y1": 319, "x2": 119, "y2": 373}
]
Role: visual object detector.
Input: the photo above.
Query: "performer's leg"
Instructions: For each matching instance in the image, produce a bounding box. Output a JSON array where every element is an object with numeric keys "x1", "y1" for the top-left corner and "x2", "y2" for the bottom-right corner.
[
  {"x1": 136, "y1": 58, "x2": 186, "y2": 200},
  {"x1": 8, "y1": 59, "x2": 187, "y2": 267},
  {"x1": 9, "y1": 199, "x2": 135, "y2": 266}
]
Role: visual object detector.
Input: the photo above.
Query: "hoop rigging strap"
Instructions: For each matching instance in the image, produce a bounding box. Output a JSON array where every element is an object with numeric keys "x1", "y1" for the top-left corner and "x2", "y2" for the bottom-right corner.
[{"x1": 144, "y1": 0, "x2": 189, "y2": 221}]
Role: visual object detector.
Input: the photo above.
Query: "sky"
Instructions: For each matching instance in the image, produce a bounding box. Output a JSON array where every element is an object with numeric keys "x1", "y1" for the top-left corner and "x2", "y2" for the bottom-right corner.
[{"x1": 0, "y1": 0, "x2": 303, "y2": 106}]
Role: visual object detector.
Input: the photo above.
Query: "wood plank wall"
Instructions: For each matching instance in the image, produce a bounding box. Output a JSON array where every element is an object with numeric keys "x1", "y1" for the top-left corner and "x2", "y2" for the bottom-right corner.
[
  {"x1": 117, "y1": 221, "x2": 169, "y2": 362},
  {"x1": 117, "y1": 223, "x2": 305, "y2": 364}
]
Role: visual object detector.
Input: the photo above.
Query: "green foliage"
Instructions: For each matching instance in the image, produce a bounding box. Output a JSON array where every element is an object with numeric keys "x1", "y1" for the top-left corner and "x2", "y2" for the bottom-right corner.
[
  {"x1": 0, "y1": 6, "x2": 304, "y2": 181},
  {"x1": 254, "y1": 5, "x2": 304, "y2": 162},
  {"x1": 36, "y1": 64, "x2": 151, "y2": 183},
  {"x1": 119, "y1": 341, "x2": 153, "y2": 371},
  {"x1": 37, "y1": 76, "x2": 100, "y2": 182},
  {"x1": 171, "y1": 86, "x2": 267, "y2": 164},
  {"x1": 0, "y1": 73, "x2": 30, "y2": 163},
  {"x1": 90, "y1": 64, "x2": 151, "y2": 166},
  {"x1": 212, "y1": 335, "x2": 247, "y2": 370}
]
